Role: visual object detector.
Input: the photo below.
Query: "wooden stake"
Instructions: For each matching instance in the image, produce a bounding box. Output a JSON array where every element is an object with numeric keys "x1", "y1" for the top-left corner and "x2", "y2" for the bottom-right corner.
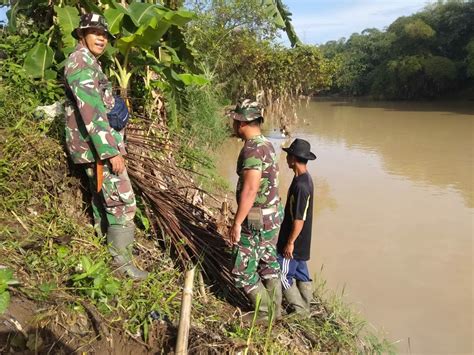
[{"x1": 175, "y1": 267, "x2": 195, "y2": 354}]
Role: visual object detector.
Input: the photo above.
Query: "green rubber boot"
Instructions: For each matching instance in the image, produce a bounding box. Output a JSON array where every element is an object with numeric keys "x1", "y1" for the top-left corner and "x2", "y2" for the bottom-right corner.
[
  {"x1": 283, "y1": 282, "x2": 309, "y2": 317},
  {"x1": 297, "y1": 281, "x2": 313, "y2": 313},
  {"x1": 106, "y1": 224, "x2": 148, "y2": 280},
  {"x1": 263, "y1": 278, "x2": 282, "y2": 320},
  {"x1": 243, "y1": 280, "x2": 270, "y2": 323}
]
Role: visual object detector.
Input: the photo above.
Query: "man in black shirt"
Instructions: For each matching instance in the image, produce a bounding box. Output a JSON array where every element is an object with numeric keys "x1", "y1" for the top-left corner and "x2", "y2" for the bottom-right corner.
[{"x1": 277, "y1": 138, "x2": 316, "y2": 316}]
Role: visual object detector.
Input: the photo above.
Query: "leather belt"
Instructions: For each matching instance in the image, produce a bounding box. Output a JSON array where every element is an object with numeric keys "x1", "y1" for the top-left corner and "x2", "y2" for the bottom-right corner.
[{"x1": 261, "y1": 205, "x2": 278, "y2": 216}]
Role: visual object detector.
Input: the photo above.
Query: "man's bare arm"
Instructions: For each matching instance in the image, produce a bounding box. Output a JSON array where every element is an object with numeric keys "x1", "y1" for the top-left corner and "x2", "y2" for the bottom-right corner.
[
  {"x1": 230, "y1": 169, "x2": 261, "y2": 244},
  {"x1": 283, "y1": 219, "x2": 304, "y2": 259}
]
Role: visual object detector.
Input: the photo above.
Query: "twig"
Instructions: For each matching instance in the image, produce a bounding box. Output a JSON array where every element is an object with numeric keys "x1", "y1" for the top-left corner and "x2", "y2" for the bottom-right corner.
[
  {"x1": 197, "y1": 271, "x2": 208, "y2": 304},
  {"x1": 11, "y1": 210, "x2": 29, "y2": 232}
]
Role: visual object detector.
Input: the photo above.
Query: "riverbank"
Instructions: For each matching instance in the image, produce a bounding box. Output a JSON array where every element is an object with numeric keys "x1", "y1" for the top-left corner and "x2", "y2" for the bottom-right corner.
[
  {"x1": 312, "y1": 84, "x2": 474, "y2": 102},
  {"x1": 214, "y1": 98, "x2": 473, "y2": 354},
  {"x1": 0, "y1": 84, "x2": 394, "y2": 353}
]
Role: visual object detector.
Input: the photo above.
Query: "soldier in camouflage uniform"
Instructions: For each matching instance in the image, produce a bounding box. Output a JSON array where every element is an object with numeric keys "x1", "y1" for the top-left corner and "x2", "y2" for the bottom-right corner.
[
  {"x1": 229, "y1": 99, "x2": 283, "y2": 320},
  {"x1": 64, "y1": 14, "x2": 147, "y2": 280}
]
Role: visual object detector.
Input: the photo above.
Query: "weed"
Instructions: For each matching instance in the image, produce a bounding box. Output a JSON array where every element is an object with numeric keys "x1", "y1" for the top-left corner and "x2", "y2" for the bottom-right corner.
[{"x1": 0, "y1": 267, "x2": 19, "y2": 314}]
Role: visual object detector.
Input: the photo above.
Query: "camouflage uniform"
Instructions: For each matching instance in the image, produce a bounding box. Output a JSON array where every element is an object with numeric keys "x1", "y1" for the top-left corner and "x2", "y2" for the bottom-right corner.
[
  {"x1": 64, "y1": 43, "x2": 136, "y2": 229},
  {"x1": 232, "y1": 134, "x2": 283, "y2": 293}
]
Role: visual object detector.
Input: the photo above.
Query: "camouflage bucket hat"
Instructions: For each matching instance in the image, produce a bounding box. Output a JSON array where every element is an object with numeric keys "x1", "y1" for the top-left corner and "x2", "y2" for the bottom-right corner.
[
  {"x1": 230, "y1": 99, "x2": 264, "y2": 122},
  {"x1": 72, "y1": 13, "x2": 115, "y2": 40}
]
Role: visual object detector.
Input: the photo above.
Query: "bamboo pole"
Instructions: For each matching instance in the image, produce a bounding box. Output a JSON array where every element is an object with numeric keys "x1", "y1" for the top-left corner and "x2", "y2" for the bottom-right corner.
[{"x1": 175, "y1": 267, "x2": 196, "y2": 354}]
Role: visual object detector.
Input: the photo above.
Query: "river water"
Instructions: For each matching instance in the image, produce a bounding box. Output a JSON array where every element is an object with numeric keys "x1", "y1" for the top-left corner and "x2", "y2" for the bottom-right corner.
[{"x1": 215, "y1": 99, "x2": 473, "y2": 354}]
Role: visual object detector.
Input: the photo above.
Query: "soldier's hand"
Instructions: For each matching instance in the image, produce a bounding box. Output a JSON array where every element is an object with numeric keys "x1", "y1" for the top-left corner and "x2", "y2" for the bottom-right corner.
[
  {"x1": 109, "y1": 155, "x2": 125, "y2": 175},
  {"x1": 283, "y1": 242, "x2": 294, "y2": 259},
  {"x1": 229, "y1": 223, "x2": 242, "y2": 245}
]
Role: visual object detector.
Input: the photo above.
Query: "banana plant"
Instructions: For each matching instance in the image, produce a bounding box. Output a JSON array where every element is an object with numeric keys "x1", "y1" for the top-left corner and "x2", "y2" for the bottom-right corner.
[
  {"x1": 5, "y1": 0, "x2": 207, "y2": 105},
  {"x1": 101, "y1": 1, "x2": 205, "y2": 97},
  {"x1": 261, "y1": 0, "x2": 301, "y2": 47}
]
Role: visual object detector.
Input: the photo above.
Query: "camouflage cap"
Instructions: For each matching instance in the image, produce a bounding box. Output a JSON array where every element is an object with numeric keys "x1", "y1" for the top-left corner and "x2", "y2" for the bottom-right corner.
[
  {"x1": 72, "y1": 13, "x2": 115, "y2": 40},
  {"x1": 230, "y1": 99, "x2": 264, "y2": 122}
]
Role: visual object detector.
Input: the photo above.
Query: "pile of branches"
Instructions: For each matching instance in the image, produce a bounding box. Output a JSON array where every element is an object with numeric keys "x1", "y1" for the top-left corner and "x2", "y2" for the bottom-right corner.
[{"x1": 125, "y1": 114, "x2": 248, "y2": 308}]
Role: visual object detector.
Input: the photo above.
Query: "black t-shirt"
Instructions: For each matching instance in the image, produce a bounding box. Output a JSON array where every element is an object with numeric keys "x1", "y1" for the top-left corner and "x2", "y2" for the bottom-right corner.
[{"x1": 277, "y1": 172, "x2": 314, "y2": 261}]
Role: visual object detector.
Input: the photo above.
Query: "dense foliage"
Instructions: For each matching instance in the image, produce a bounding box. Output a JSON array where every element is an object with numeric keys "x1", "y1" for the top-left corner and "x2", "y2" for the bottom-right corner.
[
  {"x1": 319, "y1": 0, "x2": 474, "y2": 99},
  {"x1": 185, "y1": 0, "x2": 335, "y2": 102}
]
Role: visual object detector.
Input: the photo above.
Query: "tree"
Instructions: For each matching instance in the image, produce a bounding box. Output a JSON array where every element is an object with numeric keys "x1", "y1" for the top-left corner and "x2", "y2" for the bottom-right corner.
[
  {"x1": 466, "y1": 38, "x2": 474, "y2": 78},
  {"x1": 320, "y1": 1, "x2": 474, "y2": 99}
]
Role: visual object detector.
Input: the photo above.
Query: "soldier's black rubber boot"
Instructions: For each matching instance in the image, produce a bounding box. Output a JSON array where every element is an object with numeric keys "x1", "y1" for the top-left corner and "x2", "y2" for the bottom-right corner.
[
  {"x1": 263, "y1": 277, "x2": 283, "y2": 320},
  {"x1": 106, "y1": 224, "x2": 148, "y2": 280},
  {"x1": 242, "y1": 280, "x2": 271, "y2": 323}
]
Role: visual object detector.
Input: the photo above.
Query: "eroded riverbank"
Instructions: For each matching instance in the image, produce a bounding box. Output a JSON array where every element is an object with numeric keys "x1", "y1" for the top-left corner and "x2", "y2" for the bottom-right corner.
[{"x1": 216, "y1": 99, "x2": 474, "y2": 354}]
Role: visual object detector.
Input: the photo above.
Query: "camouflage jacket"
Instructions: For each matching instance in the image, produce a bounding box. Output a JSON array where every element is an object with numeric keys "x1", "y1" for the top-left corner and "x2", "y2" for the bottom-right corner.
[
  {"x1": 64, "y1": 44, "x2": 126, "y2": 164},
  {"x1": 236, "y1": 134, "x2": 281, "y2": 208}
]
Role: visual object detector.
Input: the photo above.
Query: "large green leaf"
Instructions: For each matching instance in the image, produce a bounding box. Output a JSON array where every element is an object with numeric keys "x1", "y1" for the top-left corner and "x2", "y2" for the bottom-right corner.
[
  {"x1": 23, "y1": 43, "x2": 54, "y2": 79},
  {"x1": 116, "y1": 4, "x2": 195, "y2": 54},
  {"x1": 176, "y1": 73, "x2": 208, "y2": 86},
  {"x1": 259, "y1": 0, "x2": 301, "y2": 47},
  {"x1": 117, "y1": 16, "x2": 171, "y2": 53},
  {"x1": 54, "y1": 5, "x2": 79, "y2": 52},
  {"x1": 0, "y1": 268, "x2": 13, "y2": 283},
  {"x1": 104, "y1": 8, "x2": 125, "y2": 35},
  {"x1": 0, "y1": 291, "x2": 10, "y2": 314},
  {"x1": 127, "y1": 2, "x2": 163, "y2": 27},
  {"x1": 157, "y1": 8, "x2": 195, "y2": 27},
  {"x1": 261, "y1": 0, "x2": 285, "y2": 28}
]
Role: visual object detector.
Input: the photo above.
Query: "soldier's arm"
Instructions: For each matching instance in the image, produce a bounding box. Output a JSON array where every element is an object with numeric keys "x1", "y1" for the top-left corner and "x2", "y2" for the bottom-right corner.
[
  {"x1": 66, "y1": 65, "x2": 121, "y2": 161},
  {"x1": 230, "y1": 169, "x2": 261, "y2": 244},
  {"x1": 234, "y1": 169, "x2": 261, "y2": 225}
]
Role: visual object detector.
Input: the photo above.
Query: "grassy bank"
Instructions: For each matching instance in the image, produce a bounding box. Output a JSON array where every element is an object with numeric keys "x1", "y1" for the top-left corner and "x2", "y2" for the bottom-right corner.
[{"x1": 0, "y1": 82, "x2": 393, "y2": 353}]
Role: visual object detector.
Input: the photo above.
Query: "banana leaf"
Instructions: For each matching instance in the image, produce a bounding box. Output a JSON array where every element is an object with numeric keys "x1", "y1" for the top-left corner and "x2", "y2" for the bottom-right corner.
[
  {"x1": 261, "y1": 0, "x2": 285, "y2": 28},
  {"x1": 23, "y1": 42, "x2": 54, "y2": 80},
  {"x1": 176, "y1": 73, "x2": 208, "y2": 86},
  {"x1": 260, "y1": 0, "x2": 301, "y2": 47},
  {"x1": 275, "y1": 0, "x2": 301, "y2": 47},
  {"x1": 54, "y1": 5, "x2": 79, "y2": 55},
  {"x1": 104, "y1": 7, "x2": 125, "y2": 35},
  {"x1": 127, "y1": 2, "x2": 163, "y2": 27}
]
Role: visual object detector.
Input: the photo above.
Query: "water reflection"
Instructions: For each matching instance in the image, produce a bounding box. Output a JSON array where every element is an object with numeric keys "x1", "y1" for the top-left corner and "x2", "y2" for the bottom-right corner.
[{"x1": 294, "y1": 100, "x2": 474, "y2": 208}]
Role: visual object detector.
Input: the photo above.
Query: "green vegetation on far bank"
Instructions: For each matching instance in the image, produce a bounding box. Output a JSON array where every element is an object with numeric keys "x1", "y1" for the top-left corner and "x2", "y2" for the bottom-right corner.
[{"x1": 319, "y1": 0, "x2": 474, "y2": 99}]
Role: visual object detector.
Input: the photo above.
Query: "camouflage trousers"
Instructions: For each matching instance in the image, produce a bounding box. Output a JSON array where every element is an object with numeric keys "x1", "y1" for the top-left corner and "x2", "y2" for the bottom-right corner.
[
  {"x1": 232, "y1": 227, "x2": 281, "y2": 293},
  {"x1": 84, "y1": 162, "x2": 136, "y2": 234}
]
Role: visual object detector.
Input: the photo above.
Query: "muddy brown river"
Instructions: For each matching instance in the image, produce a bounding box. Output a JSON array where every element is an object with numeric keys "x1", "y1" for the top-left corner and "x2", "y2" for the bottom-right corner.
[{"x1": 215, "y1": 99, "x2": 473, "y2": 354}]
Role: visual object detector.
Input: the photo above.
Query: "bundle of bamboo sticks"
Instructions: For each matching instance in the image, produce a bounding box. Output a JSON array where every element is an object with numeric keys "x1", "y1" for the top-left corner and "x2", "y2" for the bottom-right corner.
[{"x1": 125, "y1": 118, "x2": 248, "y2": 308}]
